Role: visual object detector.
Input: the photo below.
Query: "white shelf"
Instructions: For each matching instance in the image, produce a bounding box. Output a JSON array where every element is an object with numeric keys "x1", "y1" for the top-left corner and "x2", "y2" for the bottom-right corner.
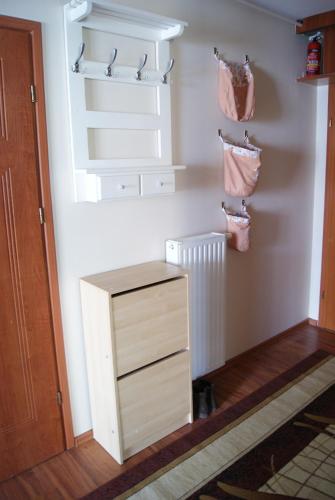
[
  {"x1": 76, "y1": 167, "x2": 185, "y2": 202},
  {"x1": 67, "y1": 0, "x2": 187, "y2": 41},
  {"x1": 83, "y1": 165, "x2": 186, "y2": 175},
  {"x1": 64, "y1": 1, "x2": 187, "y2": 202}
]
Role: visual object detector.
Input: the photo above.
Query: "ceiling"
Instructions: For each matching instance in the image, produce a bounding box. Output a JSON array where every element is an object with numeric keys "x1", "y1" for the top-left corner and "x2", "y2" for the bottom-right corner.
[{"x1": 237, "y1": 0, "x2": 335, "y2": 22}]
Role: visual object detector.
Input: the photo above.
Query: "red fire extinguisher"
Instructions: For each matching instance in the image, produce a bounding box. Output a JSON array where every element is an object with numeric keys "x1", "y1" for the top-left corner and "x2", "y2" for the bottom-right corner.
[{"x1": 306, "y1": 34, "x2": 322, "y2": 75}]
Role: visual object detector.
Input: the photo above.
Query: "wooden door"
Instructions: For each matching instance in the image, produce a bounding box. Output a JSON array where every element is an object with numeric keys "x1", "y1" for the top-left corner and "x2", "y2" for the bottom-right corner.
[
  {"x1": 0, "y1": 25, "x2": 65, "y2": 480},
  {"x1": 319, "y1": 83, "x2": 335, "y2": 331}
]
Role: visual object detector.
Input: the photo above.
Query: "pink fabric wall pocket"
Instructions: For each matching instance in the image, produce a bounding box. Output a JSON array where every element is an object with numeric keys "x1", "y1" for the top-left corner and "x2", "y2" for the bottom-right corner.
[
  {"x1": 223, "y1": 140, "x2": 262, "y2": 197},
  {"x1": 223, "y1": 206, "x2": 251, "y2": 252},
  {"x1": 218, "y1": 60, "x2": 255, "y2": 122}
]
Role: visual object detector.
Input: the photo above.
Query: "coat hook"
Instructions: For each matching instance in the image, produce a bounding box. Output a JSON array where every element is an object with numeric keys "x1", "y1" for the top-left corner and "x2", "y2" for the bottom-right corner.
[
  {"x1": 244, "y1": 129, "x2": 249, "y2": 143},
  {"x1": 218, "y1": 128, "x2": 224, "y2": 142},
  {"x1": 105, "y1": 48, "x2": 118, "y2": 77},
  {"x1": 245, "y1": 54, "x2": 249, "y2": 64},
  {"x1": 214, "y1": 47, "x2": 220, "y2": 61},
  {"x1": 72, "y1": 42, "x2": 85, "y2": 73},
  {"x1": 162, "y1": 58, "x2": 175, "y2": 84},
  {"x1": 136, "y1": 53, "x2": 148, "y2": 81}
]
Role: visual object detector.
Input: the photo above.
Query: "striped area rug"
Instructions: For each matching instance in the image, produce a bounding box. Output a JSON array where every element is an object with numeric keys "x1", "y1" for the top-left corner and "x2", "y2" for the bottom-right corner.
[{"x1": 84, "y1": 350, "x2": 334, "y2": 499}]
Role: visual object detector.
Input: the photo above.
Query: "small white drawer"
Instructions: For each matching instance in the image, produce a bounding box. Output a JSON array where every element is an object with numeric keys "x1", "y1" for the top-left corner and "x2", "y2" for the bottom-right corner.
[
  {"x1": 141, "y1": 173, "x2": 175, "y2": 196},
  {"x1": 99, "y1": 175, "x2": 140, "y2": 200}
]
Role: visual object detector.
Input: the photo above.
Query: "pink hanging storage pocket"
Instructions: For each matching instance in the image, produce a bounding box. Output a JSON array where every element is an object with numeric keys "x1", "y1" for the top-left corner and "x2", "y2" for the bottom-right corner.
[
  {"x1": 223, "y1": 202, "x2": 251, "y2": 252},
  {"x1": 218, "y1": 59, "x2": 255, "y2": 122},
  {"x1": 220, "y1": 133, "x2": 262, "y2": 197}
]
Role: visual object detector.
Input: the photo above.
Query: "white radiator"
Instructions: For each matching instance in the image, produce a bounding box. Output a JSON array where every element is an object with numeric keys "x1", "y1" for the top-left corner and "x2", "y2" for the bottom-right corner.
[{"x1": 166, "y1": 232, "x2": 228, "y2": 379}]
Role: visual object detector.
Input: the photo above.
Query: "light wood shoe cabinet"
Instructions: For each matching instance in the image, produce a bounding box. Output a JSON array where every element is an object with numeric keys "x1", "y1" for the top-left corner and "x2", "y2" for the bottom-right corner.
[{"x1": 80, "y1": 261, "x2": 193, "y2": 464}]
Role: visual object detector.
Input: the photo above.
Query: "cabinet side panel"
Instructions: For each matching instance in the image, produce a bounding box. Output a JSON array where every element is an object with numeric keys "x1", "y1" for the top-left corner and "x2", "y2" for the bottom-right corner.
[
  {"x1": 185, "y1": 275, "x2": 193, "y2": 423},
  {"x1": 80, "y1": 281, "x2": 123, "y2": 463},
  {"x1": 319, "y1": 84, "x2": 335, "y2": 331},
  {"x1": 324, "y1": 28, "x2": 335, "y2": 74}
]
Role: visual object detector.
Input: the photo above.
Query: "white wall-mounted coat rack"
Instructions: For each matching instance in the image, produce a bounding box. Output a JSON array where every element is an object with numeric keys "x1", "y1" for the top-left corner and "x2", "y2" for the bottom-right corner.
[{"x1": 64, "y1": 0, "x2": 187, "y2": 202}]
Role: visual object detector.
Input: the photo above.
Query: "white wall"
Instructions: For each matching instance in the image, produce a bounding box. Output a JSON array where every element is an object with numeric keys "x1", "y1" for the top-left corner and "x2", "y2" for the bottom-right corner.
[
  {"x1": 309, "y1": 86, "x2": 328, "y2": 320},
  {"x1": 1, "y1": 0, "x2": 317, "y2": 436}
]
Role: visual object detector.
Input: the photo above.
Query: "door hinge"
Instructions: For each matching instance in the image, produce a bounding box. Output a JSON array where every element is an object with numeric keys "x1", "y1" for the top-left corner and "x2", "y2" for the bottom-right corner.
[
  {"x1": 56, "y1": 391, "x2": 63, "y2": 406},
  {"x1": 39, "y1": 207, "x2": 45, "y2": 225},
  {"x1": 321, "y1": 290, "x2": 325, "y2": 300},
  {"x1": 30, "y1": 84, "x2": 37, "y2": 103}
]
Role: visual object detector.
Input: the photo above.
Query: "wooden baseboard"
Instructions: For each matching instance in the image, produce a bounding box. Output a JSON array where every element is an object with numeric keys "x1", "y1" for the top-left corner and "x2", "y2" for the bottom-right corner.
[
  {"x1": 308, "y1": 318, "x2": 319, "y2": 327},
  {"x1": 227, "y1": 319, "x2": 311, "y2": 367},
  {"x1": 74, "y1": 429, "x2": 93, "y2": 447},
  {"x1": 204, "y1": 319, "x2": 311, "y2": 379}
]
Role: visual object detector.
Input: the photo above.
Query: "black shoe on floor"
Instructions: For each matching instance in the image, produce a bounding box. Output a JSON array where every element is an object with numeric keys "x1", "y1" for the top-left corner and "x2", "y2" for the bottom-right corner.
[{"x1": 192, "y1": 379, "x2": 216, "y2": 419}]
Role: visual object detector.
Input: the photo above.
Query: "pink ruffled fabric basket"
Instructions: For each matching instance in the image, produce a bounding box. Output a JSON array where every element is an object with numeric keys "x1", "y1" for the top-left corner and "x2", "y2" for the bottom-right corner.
[
  {"x1": 223, "y1": 206, "x2": 251, "y2": 252},
  {"x1": 222, "y1": 140, "x2": 262, "y2": 197},
  {"x1": 219, "y1": 60, "x2": 255, "y2": 122}
]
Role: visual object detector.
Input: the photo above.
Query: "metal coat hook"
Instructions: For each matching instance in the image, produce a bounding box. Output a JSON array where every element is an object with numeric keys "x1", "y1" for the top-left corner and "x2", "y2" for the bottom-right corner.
[
  {"x1": 214, "y1": 47, "x2": 220, "y2": 61},
  {"x1": 218, "y1": 128, "x2": 224, "y2": 142},
  {"x1": 245, "y1": 54, "x2": 250, "y2": 64},
  {"x1": 162, "y1": 58, "x2": 175, "y2": 84},
  {"x1": 105, "y1": 48, "x2": 118, "y2": 77},
  {"x1": 136, "y1": 53, "x2": 148, "y2": 81},
  {"x1": 72, "y1": 42, "x2": 85, "y2": 73},
  {"x1": 244, "y1": 129, "x2": 249, "y2": 143}
]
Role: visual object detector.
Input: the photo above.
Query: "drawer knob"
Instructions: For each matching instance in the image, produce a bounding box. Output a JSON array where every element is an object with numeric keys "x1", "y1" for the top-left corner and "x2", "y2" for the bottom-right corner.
[{"x1": 119, "y1": 184, "x2": 126, "y2": 190}]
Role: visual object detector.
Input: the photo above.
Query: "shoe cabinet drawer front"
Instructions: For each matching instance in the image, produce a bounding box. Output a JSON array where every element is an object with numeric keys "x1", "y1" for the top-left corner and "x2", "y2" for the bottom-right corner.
[
  {"x1": 112, "y1": 277, "x2": 189, "y2": 377},
  {"x1": 99, "y1": 175, "x2": 140, "y2": 200},
  {"x1": 141, "y1": 173, "x2": 175, "y2": 195},
  {"x1": 118, "y1": 351, "x2": 191, "y2": 459}
]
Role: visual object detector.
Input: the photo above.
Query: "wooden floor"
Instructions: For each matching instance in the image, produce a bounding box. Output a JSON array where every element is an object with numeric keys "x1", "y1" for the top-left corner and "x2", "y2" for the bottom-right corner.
[{"x1": 1, "y1": 322, "x2": 335, "y2": 499}]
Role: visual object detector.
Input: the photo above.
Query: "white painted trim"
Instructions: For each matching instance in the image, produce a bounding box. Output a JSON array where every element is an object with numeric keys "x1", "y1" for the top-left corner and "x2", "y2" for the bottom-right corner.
[
  {"x1": 65, "y1": 0, "x2": 188, "y2": 40},
  {"x1": 85, "y1": 165, "x2": 186, "y2": 175},
  {"x1": 235, "y1": 0, "x2": 298, "y2": 26},
  {"x1": 74, "y1": 62, "x2": 163, "y2": 82},
  {"x1": 68, "y1": 0, "x2": 92, "y2": 22}
]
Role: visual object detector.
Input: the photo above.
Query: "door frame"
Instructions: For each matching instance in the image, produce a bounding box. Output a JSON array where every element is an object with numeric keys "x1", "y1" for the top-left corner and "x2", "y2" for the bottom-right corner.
[
  {"x1": 0, "y1": 15, "x2": 74, "y2": 448},
  {"x1": 319, "y1": 83, "x2": 335, "y2": 331}
]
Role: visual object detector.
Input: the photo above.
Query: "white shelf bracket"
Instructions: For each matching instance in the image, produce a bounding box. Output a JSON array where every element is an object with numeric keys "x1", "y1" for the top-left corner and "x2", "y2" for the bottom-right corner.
[{"x1": 68, "y1": 0, "x2": 93, "y2": 22}]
